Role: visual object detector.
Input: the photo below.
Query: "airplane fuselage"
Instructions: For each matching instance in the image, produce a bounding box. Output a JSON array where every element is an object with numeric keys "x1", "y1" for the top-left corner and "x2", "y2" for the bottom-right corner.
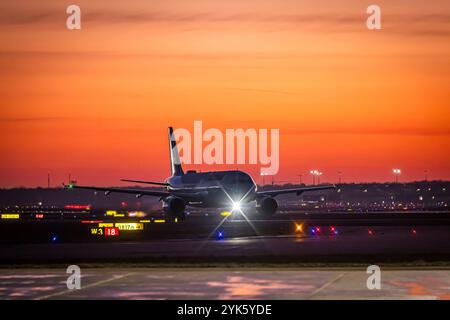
[{"x1": 166, "y1": 170, "x2": 257, "y2": 208}]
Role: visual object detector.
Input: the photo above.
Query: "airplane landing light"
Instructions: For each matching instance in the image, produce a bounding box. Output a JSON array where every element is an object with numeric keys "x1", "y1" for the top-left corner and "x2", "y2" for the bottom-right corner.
[{"x1": 232, "y1": 201, "x2": 241, "y2": 212}]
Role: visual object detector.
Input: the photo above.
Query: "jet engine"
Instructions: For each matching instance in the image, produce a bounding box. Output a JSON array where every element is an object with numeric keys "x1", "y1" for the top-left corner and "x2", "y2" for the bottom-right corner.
[
  {"x1": 256, "y1": 197, "x2": 278, "y2": 216},
  {"x1": 163, "y1": 196, "x2": 186, "y2": 219}
]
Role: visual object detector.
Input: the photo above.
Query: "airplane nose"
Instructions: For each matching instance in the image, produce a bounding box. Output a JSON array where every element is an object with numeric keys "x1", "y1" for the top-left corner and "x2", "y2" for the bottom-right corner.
[{"x1": 231, "y1": 182, "x2": 255, "y2": 201}]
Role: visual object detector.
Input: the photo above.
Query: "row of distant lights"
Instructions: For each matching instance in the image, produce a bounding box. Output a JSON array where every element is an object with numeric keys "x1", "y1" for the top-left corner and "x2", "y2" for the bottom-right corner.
[
  {"x1": 51, "y1": 225, "x2": 420, "y2": 243},
  {"x1": 309, "y1": 169, "x2": 399, "y2": 178},
  {"x1": 4, "y1": 184, "x2": 447, "y2": 211},
  {"x1": 295, "y1": 223, "x2": 339, "y2": 236},
  {"x1": 308, "y1": 168, "x2": 404, "y2": 180},
  {"x1": 53, "y1": 225, "x2": 419, "y2": 243},
  {"x1": 294, "y1": 223, "x2": 418, "y2": 237}
]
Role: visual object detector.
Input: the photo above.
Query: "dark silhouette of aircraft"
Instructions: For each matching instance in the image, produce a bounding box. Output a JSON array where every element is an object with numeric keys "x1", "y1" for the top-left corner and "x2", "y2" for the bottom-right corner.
[{"x1": 65, "y1": 127, "x2": 335, "y2": 219}]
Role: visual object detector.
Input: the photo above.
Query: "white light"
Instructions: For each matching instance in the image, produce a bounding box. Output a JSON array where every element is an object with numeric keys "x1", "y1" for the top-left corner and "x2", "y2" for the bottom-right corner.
[{"x1": 232, "y1": 201, "x2": 241, "y2": 212}]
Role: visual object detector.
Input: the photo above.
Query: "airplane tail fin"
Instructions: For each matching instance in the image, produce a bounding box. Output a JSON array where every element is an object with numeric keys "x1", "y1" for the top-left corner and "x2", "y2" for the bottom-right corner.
[{"x1": 168, "y1": 127, "x2": 184, "y2": 176}]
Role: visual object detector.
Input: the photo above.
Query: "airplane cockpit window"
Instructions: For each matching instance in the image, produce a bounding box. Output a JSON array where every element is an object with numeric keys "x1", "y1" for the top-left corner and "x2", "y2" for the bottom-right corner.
[
  {"x1": 207, "y1": 173, "x2": 226, "y2": 181},
  {"x1": 233, "y1": 173, "x2": 252, "y2": 184}
]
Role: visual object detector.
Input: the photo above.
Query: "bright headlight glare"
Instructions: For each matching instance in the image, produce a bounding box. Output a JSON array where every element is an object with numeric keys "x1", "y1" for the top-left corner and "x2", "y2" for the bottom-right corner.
[{"x1": 232, "y1": 201, "x2": 241, "y2": 212}]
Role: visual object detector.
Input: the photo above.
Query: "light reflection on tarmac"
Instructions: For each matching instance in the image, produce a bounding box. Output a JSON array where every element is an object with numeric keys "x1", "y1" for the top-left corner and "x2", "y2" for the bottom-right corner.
[
  {"x1": 0, "y1": 269, "x2": 449, "y2": 300},
  {"x1": 1, "y1": 226, "x2": 450, "y2": 263}
]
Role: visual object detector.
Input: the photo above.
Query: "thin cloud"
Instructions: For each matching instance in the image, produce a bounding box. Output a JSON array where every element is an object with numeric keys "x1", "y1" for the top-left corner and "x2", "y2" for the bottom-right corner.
[
  {"x1": 0, "y1": 117, "x2": 71, "y2": 123},
  {"x1": 283, "y1": 128, "x2": 450, "y2": 137},
  {"x1": 0, "y1": 50, "x2": 447, "y2": 61},
  {"x1": 0, "y1": 9, "x2": 449, "y2": 37},
  {"x1": 226, "y1": 88, "x2": 300, "y2": 96}
]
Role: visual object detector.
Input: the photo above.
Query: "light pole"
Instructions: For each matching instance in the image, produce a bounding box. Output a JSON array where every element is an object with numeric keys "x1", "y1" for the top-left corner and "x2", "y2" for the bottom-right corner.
[
  {"x1": 393, "y1": 169, "x2": 401, "y2": 183},
  {"x1": 317, "y1": 171, "x2": 323, "y2": 184},
  {"x1": 298, "y1": 174, "x2": 303, "y2": 185},
  {"x1": 310, "y1": 170, "x2": 316, "y2": 185},
  {"x1": 310, "y1": 170, "x2": 322, "y2": 185}
]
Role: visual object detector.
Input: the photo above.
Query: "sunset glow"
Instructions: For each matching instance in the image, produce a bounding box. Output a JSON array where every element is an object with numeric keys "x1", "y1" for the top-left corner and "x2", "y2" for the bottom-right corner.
[{"x1": 1, "y1": 0, "x2": 449, "y2": 187}]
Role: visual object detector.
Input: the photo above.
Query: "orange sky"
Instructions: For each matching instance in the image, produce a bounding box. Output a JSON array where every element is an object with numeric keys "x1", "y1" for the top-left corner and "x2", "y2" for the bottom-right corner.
[{"x1": 0, "y1": 0, "x2": 449, "y2": 187}]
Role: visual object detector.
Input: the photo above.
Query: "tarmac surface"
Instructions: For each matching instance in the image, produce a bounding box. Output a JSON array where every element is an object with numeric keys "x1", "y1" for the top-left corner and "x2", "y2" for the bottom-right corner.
[
  {"x1": 1, "y1": 211, "x2": 450, "y2": 299},
  {"x1": 1, "y1": 268, "x2": 449, "y2": 300},
  {"x1": 1, "y1": 226, "x2": 450, "y2": 264}
]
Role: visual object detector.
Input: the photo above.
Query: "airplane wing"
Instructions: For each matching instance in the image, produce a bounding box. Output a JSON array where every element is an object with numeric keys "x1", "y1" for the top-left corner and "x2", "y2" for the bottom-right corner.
[
  {"x1": 120, "y1": 179, "x2": 169, "y2": 186},
  {"x1": 64, "y1": 184, "x2": 170, "y2": 198},
  {"x1": 64, "y1": 183, "x2": 204, "y2": 202},
  {"x1": 256, "y1": 185, "x2": 336, "y2": 197}
]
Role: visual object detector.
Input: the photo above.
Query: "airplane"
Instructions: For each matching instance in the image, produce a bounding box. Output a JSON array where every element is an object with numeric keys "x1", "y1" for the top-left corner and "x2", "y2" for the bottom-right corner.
[{"x1": 65, "y1": 127, "x2": 335, "y2": 219}]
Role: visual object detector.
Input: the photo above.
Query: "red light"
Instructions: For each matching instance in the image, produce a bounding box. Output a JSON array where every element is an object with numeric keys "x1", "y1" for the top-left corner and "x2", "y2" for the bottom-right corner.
[
  {"x1": 121, "y1": 202, "x2": 127, "y2": 207},
  {"x1": 64, "y1": 205, "x2": 91, "y2": 210},
  {"x1": 315, "y1": 227, "x2": 321, "y2": 233},
  {"x1": 35, "y1": 214, "x2": 44, "y2": 219},
  {"x1": 412, "y1": 229, "x2": 417, "y2": 235},
  {"x1": 330, "y1": 226, "x2": 336, "y2": 232},
  {"x1": 368, "y1": 229, "x2": 374, "y2": 236},
  {"x1": 81, "y1": 220, "x2": 103, "y2": 224},
  {"x1": 105, "y1": 227, "x2": 119, "y2": 237}
]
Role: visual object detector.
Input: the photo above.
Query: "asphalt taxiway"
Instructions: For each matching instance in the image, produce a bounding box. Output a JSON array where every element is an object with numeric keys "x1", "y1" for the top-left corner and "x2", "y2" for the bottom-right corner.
[
  {"x1": 1, "y1": 211, "x2": 450, "y2": 264},
  {"x1": 1, "y1": 226, "x2": 450, "y2": 264}
]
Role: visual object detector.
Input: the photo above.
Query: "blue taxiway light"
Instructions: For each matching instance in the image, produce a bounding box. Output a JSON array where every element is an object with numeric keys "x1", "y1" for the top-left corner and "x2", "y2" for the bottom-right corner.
[{"x1": 216, "y1": 230, "x2": 225, "y2": 240}]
